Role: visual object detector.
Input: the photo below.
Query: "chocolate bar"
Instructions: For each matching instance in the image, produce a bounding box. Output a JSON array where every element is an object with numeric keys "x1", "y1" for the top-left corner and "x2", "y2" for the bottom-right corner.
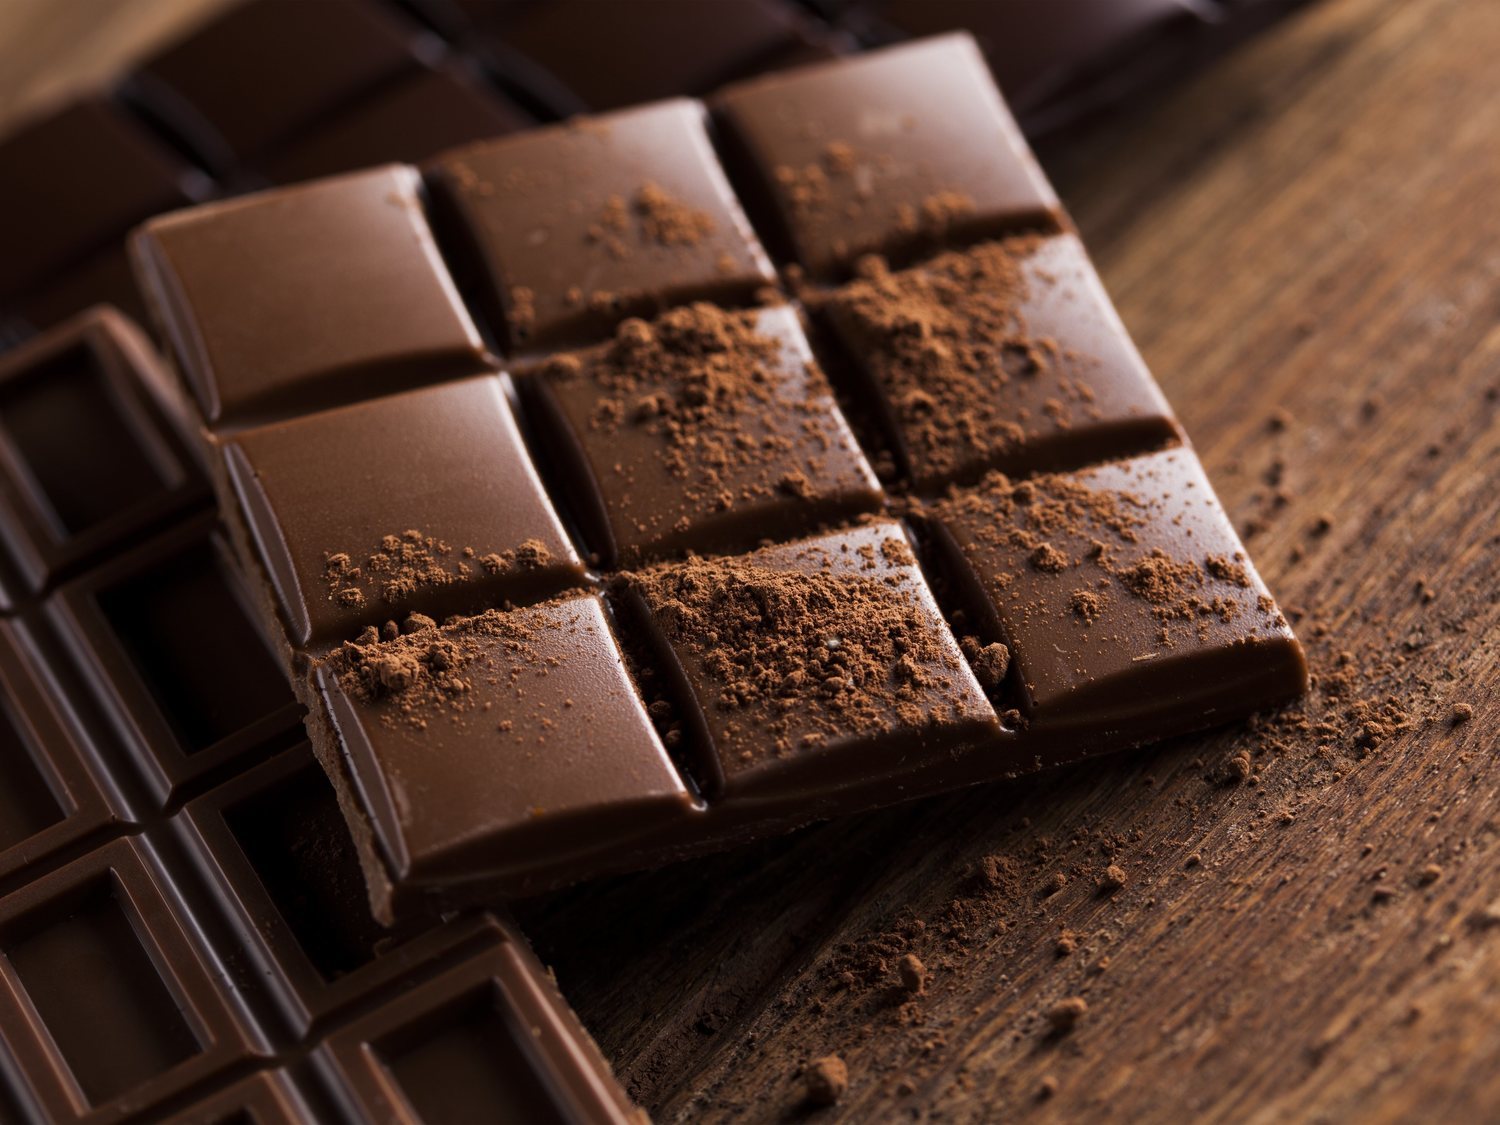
[
  {"x1": 0, "y1": 308, "x2": 641, "y2": 1122},
  {"x1": 0, "y1": 0, "x2": 1315, "y2": 343},
  {"x1": 120, "y1": 36, "x2": 1306, "y2": 923}
]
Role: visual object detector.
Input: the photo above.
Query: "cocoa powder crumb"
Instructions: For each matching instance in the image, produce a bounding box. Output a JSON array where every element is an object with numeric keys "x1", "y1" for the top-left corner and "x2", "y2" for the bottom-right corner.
[
  {"x1": 898, "y1": 952, "x2": 926, "y2": 993},
  {"x1": 804, "y1": 1055, "x2": 848, "y2": 1105},
  {"x1": 972, "y1": 642, "x2": 1010, "y2": 691},
  {"x1": 819, "y1": 237, "x2": 1085, "y2": 481},
  {"x1": 1099, "y1": 864, "x2": 1128, "y2": 892},
  {"x1": 1450, "y1": 702, "x2": 1474, "y2": 725},
  {"x1": 1046, "y1": 996, "x2": 1088, "y2": 1033}
]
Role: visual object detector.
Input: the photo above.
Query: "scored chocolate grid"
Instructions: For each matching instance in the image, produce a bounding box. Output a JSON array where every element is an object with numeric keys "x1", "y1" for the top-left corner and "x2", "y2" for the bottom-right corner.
[{"x1": 121, "y1": 35, "x2": 1296, "y2": 925}]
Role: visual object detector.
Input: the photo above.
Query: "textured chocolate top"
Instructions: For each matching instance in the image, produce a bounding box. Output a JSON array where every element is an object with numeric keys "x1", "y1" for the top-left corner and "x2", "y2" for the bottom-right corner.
[
  {"x1": 629, "y1": 521, "x2": 998, "y2": 801},
  {"x1": 930, "y1": 448, "x2": 1306, "y2": 726},
  {"x1": 712, "y1": 35, "x2": 1060, "y2": 278},
  {"x1": 526, "y1": 302, "x2": 882, "y2": 565},
  {"x1": 316, "y1": 592, "x2": 693, "y2": 883},
  {"x1": 817, "y1": 234, "x2": 1179, "y2": 486},
  {"x1": 222, "y1": 374, "x2": 583, "y2": 651},
  {"x1": 426, "y1": 99, "x2": 776, "y2": 353}
]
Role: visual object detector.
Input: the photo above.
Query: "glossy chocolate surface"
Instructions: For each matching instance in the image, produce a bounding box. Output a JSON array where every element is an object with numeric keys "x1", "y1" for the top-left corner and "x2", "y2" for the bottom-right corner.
[
  {"x1": 425, "y1": 99, "x2": 776, "y2": 353},
  {"x1": 524, "y1": 303, "x2": 882, "y2": 566},
  {"x1": 315, "y1": 592, "x2": 694, "y2": 890},
  {"x1": 712, "y1": 35, "x2": 1061, "y2": 278},
  {"x1": 221, "y1": 374, "x2": 582, "y2": 652},
  {"x1": 816, "y1": 233, "x2": 1180, "y2": 487},
  {"x1": 929, "y1": 448, "x2": 1307, "y2": 733},
  {"x1": 629, "y1": 521, "x2": 997, "y2": 802},
  {"x1": 132, "y1": 166, "x2": 490, "y2": 428}
]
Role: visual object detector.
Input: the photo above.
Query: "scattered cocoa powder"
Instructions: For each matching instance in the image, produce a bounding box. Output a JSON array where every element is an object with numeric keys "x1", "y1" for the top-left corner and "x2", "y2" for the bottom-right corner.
[
  {"x1": 323, "y1": 530, "x2": 552, "y2": 611},
  {"x1": 633, "y1": 538, "x2": 981, "y2": 767},
  {"x1": 542, "y1": 304, "x2": 867, "y2": 550},
  {"x1": 819, "y1": 238, "x2": 1104, "y2": 483}
]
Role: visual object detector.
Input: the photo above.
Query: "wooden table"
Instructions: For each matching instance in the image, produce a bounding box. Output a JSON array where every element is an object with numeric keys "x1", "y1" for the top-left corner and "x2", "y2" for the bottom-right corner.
[{"x1": 4, "y1": 0, "x2": 1496, "y2": 1120}]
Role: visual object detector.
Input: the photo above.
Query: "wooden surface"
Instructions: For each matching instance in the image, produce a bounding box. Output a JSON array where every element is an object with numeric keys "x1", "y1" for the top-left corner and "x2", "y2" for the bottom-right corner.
[{"x1": 3, "y1": 0, "x2": 1496, "y2": 1121}]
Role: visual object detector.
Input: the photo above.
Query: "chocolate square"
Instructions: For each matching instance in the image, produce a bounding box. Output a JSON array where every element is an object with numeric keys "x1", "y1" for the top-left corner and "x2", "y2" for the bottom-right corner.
[
  {"x1": 0, "y1": 97, "x2": 205, "y2": 304},
  {"x1": 47, "y1": 516, "x2": 303, "y2": 806},
  {"x1": 929, "y1": 448, "x2": 1308, "y2": 739},
  {"x1": 0, "y1": 837, "x2": 253, "y2": 1121},
  {"x1": 127, "y1": 0, "x2": 421, "y2": 170},
  {"x1": 712, "y1": 34, "x2": 1061, "y2": 279},
  {"x1": 219, "y1": 374, "x2": 583, "y2": 652},
  {"x1": 0, "y1": 621, "x2": 120, "y2": 892},
  {"x1": 175, "y1": 744, "x2": 490, "y2": 1037},
  {"x1": 817, "y1": 233, "x2": 1180, "y2": 487},
  {"x1": 319, "y1": 919, "x2": 640, "y2": 1124},
  {"x1": 0, "y1": 309, "x2": 206, "y2": 595},
  {"x1": 161, "y1": 1071, "x2": 318, "y2": 1125},
  {"x1": 627, "y1": 521, "x2": 997, "y2": 802},
  {"x1": 476, "y1": 0, "x2": 829, "y2": 110},
  {"x1": 425, "y1": 99, "x2": 776, "y2": 354},
  {"x1": 132, "y1": 166, "x2": 490, "y2": 428},
  {"x1": 261, "y1": 64, "x2": 533, "y2": 185},
  {"x1": 311, "y1": 592, "x2": 694, "y2": 910},
  {"x1": 524, "y1": 303, "x2": 882, "y2": 566}
]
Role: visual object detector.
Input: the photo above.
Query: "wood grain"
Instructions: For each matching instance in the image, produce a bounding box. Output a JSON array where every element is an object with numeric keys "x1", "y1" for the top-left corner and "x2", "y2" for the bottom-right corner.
[{"x1": 2, "y1": 0, "x2": 1495, "y2": 1121}]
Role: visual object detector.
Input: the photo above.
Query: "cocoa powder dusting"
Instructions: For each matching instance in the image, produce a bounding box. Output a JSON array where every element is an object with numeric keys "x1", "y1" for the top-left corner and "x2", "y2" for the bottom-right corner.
[
  {"x1": 545, "y1": 304, "x2": 863, "y2": 542},
  {"x1": 820, "y1": 238, "x2": 1101, "y2": 482},
  {"x1": 633, "y1": 539, "x2": 972, "y2": 765},
  {"x1": 323, "y1": 531, "x2": 552, "y2": 611}
]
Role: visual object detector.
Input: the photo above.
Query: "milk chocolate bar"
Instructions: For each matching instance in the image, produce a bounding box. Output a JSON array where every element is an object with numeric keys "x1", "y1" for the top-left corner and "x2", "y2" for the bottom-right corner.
[
  {"x1": 0, "y1": 309, "x2": 641, "y2": 1122},
  {"x1": 122, "y1": 36, "x2": 1307, "y2": 923}
]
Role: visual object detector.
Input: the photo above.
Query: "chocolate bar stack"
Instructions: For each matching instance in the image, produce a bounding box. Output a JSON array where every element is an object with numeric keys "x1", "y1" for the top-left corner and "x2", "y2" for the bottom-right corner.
[
  {"x1": 0, "y1": 0, "x2": 1313, "y2": 344},
  {"x1": 0, "y1": 5, "x2": 1310, "y2": 1124}
]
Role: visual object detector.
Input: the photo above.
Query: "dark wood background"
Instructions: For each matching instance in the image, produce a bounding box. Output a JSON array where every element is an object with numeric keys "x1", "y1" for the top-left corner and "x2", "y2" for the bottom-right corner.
[{"x1": 4, "y1": 0, "x2": 1496, "y2": 1120}]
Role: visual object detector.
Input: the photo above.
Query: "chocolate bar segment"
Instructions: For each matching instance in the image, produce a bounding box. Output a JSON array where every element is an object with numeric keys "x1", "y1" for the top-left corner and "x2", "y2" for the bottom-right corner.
[
  {"x1": 46, "y1": 517, "x2": 302, "y2": 806},
  {"x1": 712, "y1": 35, "x2": 1061, "y2": 279},
  {"x1": 627, "y1": 520, "x2": 997, "y2": 803},
  {"x1": 131, "y1": 166, "x2": 490, "y2": 428},
  {"x1": 866, "y1": 0, "x2": 1212, "y2": 114},
  {"x1": 928, "y1": 448, "x2": 1307, "y2": 739},
  {"x1": 126, "y1": 0, "x2": 424, "y2": 172},
  {"x1": 219, "y1": 374, "x2": 583, "y2": 654},
  {"x1": 11, "y1": 246, "x2": 150, "y2": 337},
  {"x1": 161, "y1": 1070, "x2": 317, "y2": 1125},
  {"x1": 523, "y1": 303, "x2": 883, "y2": 566},
  {"x1": 0, "y1": 621, "x2": 119, "y2": 890},
  {"x1": 471, "y1": 0, "x2": 836, "y2": 110},
  {"x1": 261, "y1": 63, "x2": 533, "y2": 185},
  {"x1": 175, "y1": 744, "x2": 493, "y2": 1036},
  {"x1": 0, "y1": 308, "x2": 206, "y2": 595},
  {"x1": 0, "y1": 837, "x2": 252, "y2": 1121},
  {"x1": 319, "y1": 917, "x2": 642, "y2": 1125},
  {"x1": 815, "y1": 234, "x2": 1179, "y2": 487},
  {"x1": 312, "y1": 592, "x2": 694, "y2": 910},
  {"x1": 424, "y1": 99, "x2": 776, "y2": 354},
  {"x1": 0, "y1": 97, "x2": 206, "y2": 305}
]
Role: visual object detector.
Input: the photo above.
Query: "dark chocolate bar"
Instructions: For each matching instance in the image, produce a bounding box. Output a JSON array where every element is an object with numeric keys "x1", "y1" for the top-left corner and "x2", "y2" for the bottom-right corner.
[
  {"x1": 120, "y1": 36, "x2": 1305, "y2": 923},
  {"x1": 0, "y1": 0, "x2": 1316, "y2": 343}
]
